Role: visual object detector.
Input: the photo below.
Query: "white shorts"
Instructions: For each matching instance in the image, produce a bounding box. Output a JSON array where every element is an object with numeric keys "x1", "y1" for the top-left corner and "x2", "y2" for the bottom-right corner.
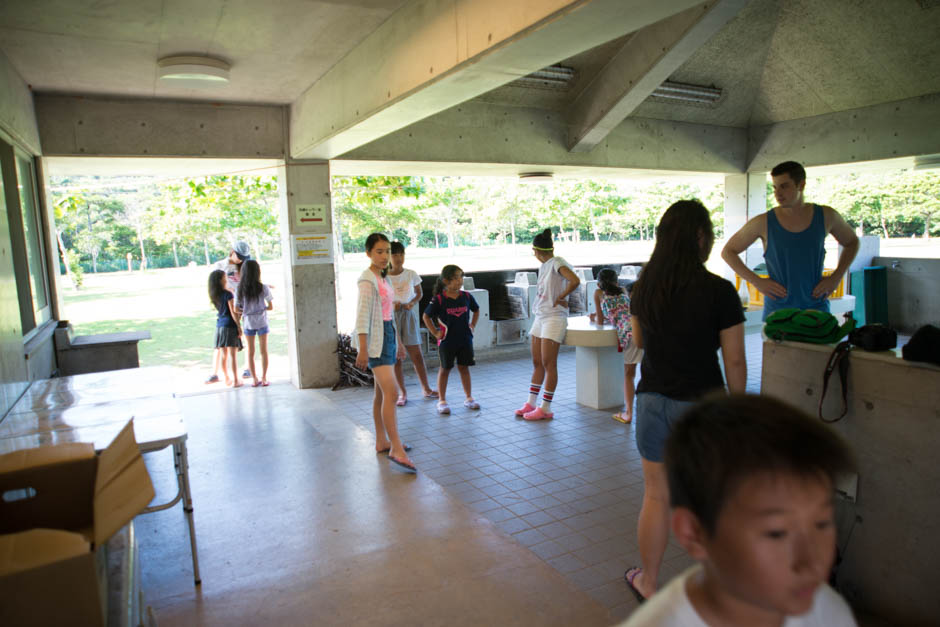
[
  {"x1": 530, "y1": 315, "x2": 567, "y2": 344},
  {"x1": 622, "y1": 342, "x2": 643, "y2": 365}
]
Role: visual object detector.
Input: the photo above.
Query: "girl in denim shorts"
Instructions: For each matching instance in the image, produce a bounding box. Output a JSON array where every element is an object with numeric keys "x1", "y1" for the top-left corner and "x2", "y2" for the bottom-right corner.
[{"x1": 354, "y1": 233, "x2": 414, "y2": 472}]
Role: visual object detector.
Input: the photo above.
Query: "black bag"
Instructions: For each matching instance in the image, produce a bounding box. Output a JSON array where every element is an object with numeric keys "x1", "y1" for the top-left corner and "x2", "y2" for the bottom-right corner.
[
  {"x1": 848, "y1": 324, "x2": 897, "y2": 352},
  {"x1": 902, "y1": 324, "x2": 940, "y2": 367}
]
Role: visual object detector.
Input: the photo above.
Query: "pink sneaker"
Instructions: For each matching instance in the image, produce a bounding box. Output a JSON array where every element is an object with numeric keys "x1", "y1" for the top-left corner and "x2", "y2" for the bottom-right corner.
[
  {"x1": 514, "y1": 402, "x2": 536, "y2": 417},
  {"x1": 523, "y1": 407, "x2": 553, "y2": 421}
]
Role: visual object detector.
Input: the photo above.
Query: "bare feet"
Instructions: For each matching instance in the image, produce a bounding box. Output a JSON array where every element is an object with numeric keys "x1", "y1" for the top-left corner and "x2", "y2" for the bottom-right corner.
[
  {"x1": 224, "y1": 377, "x2": 233, "y2": 386},
  {"x1": 232, "y1": 380, "x2": 243, "y2": 388}
]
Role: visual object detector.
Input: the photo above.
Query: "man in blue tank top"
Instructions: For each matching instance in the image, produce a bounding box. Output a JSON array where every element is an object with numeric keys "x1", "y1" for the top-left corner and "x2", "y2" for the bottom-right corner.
[{"x1": 721, "y1": 161, "x2": 859, "y2": 320}]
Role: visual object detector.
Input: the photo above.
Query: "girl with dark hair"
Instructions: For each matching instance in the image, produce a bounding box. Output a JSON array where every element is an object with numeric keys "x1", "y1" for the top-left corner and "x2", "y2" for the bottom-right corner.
[
  {"x1": 388, "y1": 241, "x2": 437, "y2": 404},
  {"x1": 591, "y1": 268, "x2": 642, "y2": 424},
  {"x1": 423, "y1": 264, "x2": 481, "y2": 415},
  {"x1": 208, "y1": 269, "x2": 243, "y2": 388},
  {"x1": 354, "y1": 233, "x2": 414, "y2": 472},
  {"x1": 235, "y1": 259, "x2": 274, "y2": 387},
  {"x1": 623, "y1": 200, "x2": 747, "y2": 602},
  {"x1": 516, "y1": 228, "x2": 580, "y2": 421}
]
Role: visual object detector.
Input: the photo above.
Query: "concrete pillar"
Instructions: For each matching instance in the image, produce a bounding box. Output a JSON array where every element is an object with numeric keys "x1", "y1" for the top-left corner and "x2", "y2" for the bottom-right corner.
[
  {"x1": 277, "y1": 161, "x2": 340, "y2": 388},
  {"x1": 722, "y1": 172, "x2": 767, "y2": 279}
]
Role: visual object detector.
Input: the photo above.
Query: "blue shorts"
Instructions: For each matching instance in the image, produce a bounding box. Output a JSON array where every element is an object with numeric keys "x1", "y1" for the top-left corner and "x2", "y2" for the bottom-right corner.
[
  {"x1": 368, "y1": 320, "x2": 397, "y2": 369},
  {"x1": 244, "y1": 326, "x2": 269, "y2": 336},
  {"x1": 635, "y1": 392, "x2": 697, "y2": 463}
]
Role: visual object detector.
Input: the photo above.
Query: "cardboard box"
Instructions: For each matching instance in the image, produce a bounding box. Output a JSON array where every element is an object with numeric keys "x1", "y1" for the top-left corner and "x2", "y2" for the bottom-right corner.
[{"x1": 0, "y1": 420, "x2": 155, "y2": 626}]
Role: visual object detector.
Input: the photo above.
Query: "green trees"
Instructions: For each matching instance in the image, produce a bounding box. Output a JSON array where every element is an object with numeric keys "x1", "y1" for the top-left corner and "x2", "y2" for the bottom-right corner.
[{"x1": 49, "y1": 174, "x2": 280, "y2": 276}]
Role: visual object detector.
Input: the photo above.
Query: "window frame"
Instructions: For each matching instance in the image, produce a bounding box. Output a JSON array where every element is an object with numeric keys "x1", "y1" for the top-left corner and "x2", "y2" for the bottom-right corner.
[{"x1": 0, "y1": 138, "x2": 52, "y2": 337}]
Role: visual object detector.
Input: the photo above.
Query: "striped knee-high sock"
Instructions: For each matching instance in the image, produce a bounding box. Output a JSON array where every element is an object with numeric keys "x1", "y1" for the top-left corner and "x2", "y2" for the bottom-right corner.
[
  {"x1": 540, "y1": 389, "x2": 555, "y2": 412},
  {"x1": 528, "y1": 384, "x2": 541, "y2": 406}
]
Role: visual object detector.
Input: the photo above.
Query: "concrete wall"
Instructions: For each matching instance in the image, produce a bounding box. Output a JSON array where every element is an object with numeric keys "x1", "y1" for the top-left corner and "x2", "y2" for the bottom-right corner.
[
  {"x1": 761, "y1": 341, "x2": 940, "y2": 626},
  {"x1": 34, "y1": 94, "x2": 286, "y2": 159},
  {"x1": 0, "y1": 49, "x2": 41, "y2": 156},
  {"x1": 872, "y1": 256, "x2": 940, "y2": 333}
]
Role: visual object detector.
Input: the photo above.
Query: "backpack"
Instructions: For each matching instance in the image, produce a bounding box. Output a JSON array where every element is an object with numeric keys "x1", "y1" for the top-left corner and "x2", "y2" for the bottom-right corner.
[{"x1": 763, "y1": 308, "x2": 856, "y2": 344}]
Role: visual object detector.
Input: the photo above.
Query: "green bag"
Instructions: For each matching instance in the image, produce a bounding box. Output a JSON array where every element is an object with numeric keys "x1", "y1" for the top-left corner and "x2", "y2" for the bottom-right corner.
[{"x1": 763, "y1": 308, "x2": 856, "y2": 344}]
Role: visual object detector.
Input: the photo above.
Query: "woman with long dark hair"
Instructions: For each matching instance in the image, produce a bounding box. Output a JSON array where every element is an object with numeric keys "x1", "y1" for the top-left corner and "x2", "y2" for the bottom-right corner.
[
  {"x1": 354, "y1": 233, "x2": 413, "y2": 471},
  {"x1": 624, "y1": 200, "x2": 746, "y2": 602}
]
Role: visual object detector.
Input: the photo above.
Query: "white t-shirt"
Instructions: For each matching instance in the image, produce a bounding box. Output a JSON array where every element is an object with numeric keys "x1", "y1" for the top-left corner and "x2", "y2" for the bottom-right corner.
[
  {"x1": 535, "y1": 256, "x2": 573, "y2": 317},
  {"x1": 387, "y1": 269, "x2": 421, "y2": 303},
  {"x1": 621, "y1": 565, "x2": 857, "y2": 627}
]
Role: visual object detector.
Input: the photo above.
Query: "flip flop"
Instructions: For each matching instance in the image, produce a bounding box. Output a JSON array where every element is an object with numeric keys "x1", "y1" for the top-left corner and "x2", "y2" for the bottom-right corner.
[
  {"x1": 612, "y1": 412, "x2": 632, "y2": 424},
  {"x1": 377, "y1": 444, "x2": 412, "y2": 454},
  {"x1": 396, "y1": 395, "x2": 407, "y2": 407},
  {"x1": 261, "y1": 381, "x2": 270, "y2": 387},
  {"x1": 388, "y1": 455, "x2": 417, "y2": 472},
  {"x1": 463, "y1": 399, "x2": 480, "y2": 410},
  {"x1": 252, "y1": 381, "x2": 263, "y2": 388},
  {"x1": 624, "y1": 567, "x2": 647, "y2": 604},
  {"x1": 437, "y1": 402, "x2": 451, "y2": 415},
  {"x1": 205, "y1": 375, "x2": 219, "y2": 384},
  {"x1": 423, "y1": 390, "x2": 440, "y2": 399}
]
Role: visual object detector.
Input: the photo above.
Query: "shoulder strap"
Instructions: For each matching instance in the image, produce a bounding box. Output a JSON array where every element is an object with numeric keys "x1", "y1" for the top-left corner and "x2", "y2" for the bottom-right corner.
[{"x1": 819, "y1": 341, "x2": 851, "y2": 423}]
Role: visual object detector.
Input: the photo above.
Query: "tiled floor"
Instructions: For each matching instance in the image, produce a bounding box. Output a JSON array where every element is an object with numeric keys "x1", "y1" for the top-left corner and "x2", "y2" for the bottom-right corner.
[{"x1": 330, "y1": 332, "x2": 766, "y2": 621}]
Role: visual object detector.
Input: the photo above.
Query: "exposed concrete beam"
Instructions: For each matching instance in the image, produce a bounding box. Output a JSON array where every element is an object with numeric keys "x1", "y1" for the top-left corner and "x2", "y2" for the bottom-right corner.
[
  {"x1": 340, "y1": 100, "x2": 746, "y2": 173},
  {"x1": 34, "y1": 94, "x2": 285, "y2": 158},
  {"x1": 290, "y1": 0, "x2": 703, "y2": 160},
  {"x1": 747, "y1": 92, "x2": 940, "y2": 171},
  {"x1": 567, "y1": 0, "x2": 748, "y2": 153},
  {"x1": 0, "y1": 49, "x2": 41, "y2": 155}
]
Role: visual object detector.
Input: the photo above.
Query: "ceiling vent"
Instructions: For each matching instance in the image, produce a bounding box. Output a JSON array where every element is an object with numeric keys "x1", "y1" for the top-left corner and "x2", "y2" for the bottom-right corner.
[
  {"x1": 511, "y1": 65, "x2": 577, "y2": 90},
  {"x1": 649, "y1": 80, "x2": 722, "y2": 106}
]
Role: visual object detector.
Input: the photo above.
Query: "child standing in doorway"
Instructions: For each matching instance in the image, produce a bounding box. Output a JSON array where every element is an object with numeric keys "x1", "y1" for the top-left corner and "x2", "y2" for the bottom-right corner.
[
  {"x1": 208, "y1": 269, "x2": 242, "y2": 388},
  {"x1": 423, "y1": 264, "x2": 481, "y2": 415},
  {"x1": 592, "y1": 268, "x2": 643, "y2": 424},
  {"x1": 387, "y1": 241, "x2": 437, "y2": 405},
  {"x1": 516, "y1": 228, "x2": 580, "y2": 421},
  {"x1": 235, "y1": 259, "x2": 274, "y2": 387}
]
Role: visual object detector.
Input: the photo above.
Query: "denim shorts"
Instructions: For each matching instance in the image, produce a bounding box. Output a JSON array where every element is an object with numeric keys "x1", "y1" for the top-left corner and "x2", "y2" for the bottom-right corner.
[
  {"x1": 635, "y1": 392, "x2": 697, "y2": 463},
  {"x1": 368, "y1": 320, "x2": 397, "y2": 369},
  {"x1": 244, "y1": 325, "x2": 269, "y2": 336}
]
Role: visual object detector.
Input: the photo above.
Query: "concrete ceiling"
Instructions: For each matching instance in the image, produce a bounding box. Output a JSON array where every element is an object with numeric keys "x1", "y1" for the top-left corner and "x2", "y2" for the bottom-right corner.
[
  {"x1": 0, "y1": 0, "x2": 407, "y2": 104},
  {"x1": 477, "y1": 0, "x2": 940, "y2": 128},
  {"x1": 2, "y1": 0, "x2": 937, "y2": 164}
]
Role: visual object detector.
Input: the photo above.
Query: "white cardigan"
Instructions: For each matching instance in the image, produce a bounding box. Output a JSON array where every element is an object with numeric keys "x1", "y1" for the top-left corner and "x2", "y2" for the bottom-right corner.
[{"x1": 353, "y1": 268, "x2": 395, "y2": 358}]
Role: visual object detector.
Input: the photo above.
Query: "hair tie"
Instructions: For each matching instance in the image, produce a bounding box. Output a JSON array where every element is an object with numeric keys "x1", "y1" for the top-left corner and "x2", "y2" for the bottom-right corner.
[{"x1": 533, "y1": 245, "x2": 554, "y2": 251}]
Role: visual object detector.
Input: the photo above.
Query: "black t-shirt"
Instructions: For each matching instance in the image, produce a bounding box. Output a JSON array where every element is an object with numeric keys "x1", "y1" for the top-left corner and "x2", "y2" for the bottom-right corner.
[
  {"x1": 635, "y1": 271, "x2": 744, "y2": 401},
  {"x1": 216, "y1": 291, "x2": 236, "y2": 328},
  {"x1": 424, "y1": 290, "x2": 479, "y2": 348}
]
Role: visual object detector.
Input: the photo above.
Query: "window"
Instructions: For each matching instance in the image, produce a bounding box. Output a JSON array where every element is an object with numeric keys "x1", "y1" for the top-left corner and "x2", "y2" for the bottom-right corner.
[
  {"x1": 16, "y1": 155, "x2": 49, "y2": 317},
  {"x1": 1, "y1": 138, "x2": 51, "y2": 335}
]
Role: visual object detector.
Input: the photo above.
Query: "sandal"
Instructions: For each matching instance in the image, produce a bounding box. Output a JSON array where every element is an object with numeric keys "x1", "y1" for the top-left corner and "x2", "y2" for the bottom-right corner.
[
  {"x1": 463, "y1": 399, "x2": 480, "y2": 410},
  {"x1": 423, "y1": 390, "x2": 440, "y2": 399},
  {"x1": 396, "y1": 395, "x2": 407, "y2": 407},
  {"x1": 437, "y1": 402, "x2": 451, "y2": 415},
  {"x1": 624, "y1": 567, "x2": 647, "y2": 604},
  {"x1": 612, "y1": 412, "x2": 632, "y2": 424},
  {"x1": 205, "y1": 374, "x2": 219, "y2": 384}
]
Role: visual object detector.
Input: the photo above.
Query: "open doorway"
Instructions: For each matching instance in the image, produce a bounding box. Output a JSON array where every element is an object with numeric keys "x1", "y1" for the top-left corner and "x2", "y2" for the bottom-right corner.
[{"x1": 46, "y1": 157, "x2": 289, "y2": 392}]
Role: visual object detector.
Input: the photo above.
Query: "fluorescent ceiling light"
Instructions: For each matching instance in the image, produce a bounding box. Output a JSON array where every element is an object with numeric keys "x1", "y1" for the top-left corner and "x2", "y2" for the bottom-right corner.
[
  {"x1": 913, "y1": 154, "x2": 940, "y2": 171},
  {"x1": 511, "y1": 65, "x2": 576, "y2": 90},
  {"x1": 158, "y1": 56, "x2": 230, "y2": 86},
  {"x1": 519, "y1": 172, "x2": 554, "y2": 184},
  {"x1": 650, "y1": 80, "x2": 722, "y2": 105}
]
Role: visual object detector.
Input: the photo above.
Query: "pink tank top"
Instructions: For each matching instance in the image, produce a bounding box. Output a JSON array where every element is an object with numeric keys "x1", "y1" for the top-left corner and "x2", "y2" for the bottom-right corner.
[{"x1": 378, "y1": 278, "x2": 393, "y2": 321}]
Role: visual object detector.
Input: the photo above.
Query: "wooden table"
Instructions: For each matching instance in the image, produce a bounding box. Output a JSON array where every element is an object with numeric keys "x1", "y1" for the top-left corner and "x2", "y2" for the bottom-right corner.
[
  {"x1": 0, "y1": 366, "x2": 201, "y2": 585},
  {"x1": 563, "y1": 316, "x2": 623, "y2": 410}
]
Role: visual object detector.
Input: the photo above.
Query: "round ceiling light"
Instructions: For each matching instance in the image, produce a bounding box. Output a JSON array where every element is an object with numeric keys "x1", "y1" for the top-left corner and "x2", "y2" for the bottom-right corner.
[{"x1": 157, "y1": 56, "x2": 230, "y2": 86}]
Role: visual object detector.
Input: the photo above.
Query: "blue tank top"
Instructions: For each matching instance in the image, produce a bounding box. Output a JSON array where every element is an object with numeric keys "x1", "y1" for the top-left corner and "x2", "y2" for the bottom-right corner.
[{"x1": 763, "y1": 204, "x2": 829, "y2": 320}]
